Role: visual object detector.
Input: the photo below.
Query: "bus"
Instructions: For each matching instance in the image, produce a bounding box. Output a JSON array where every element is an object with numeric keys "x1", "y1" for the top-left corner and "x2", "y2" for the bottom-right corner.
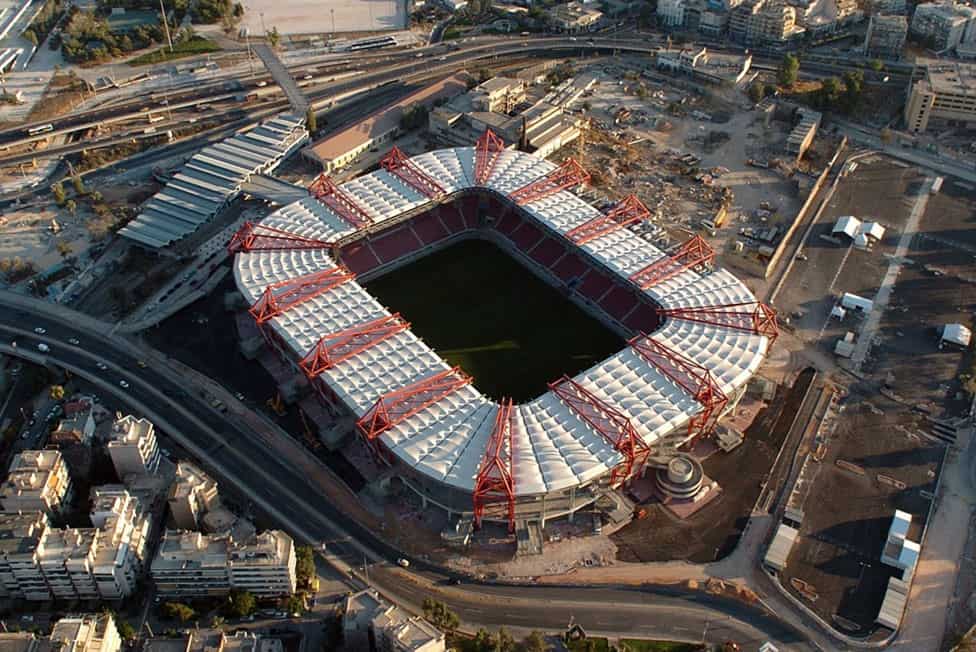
[
  {"x1": 27, "y1": 123, "x2": 53, "y2": 136},
  {"x1": 147, "y1": 113, "x2": 165, "y2": 124}
]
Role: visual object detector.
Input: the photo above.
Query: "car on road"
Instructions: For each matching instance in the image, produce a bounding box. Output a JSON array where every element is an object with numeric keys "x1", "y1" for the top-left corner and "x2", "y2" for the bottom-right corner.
[
  {"x1": 137, "y1": 360, "x2": 147, "y2": 368},
  {"x1": 397, "y1": 558, "x2": 410, "y2": 568},
  {"x1": 96, "y1": 362, "x2": 108, "y2": 370},
  {"x1": 37, "y1": 343, "x2": 49, "y2": 352},
  {"x1": 119, "y1": 380, "x2": 129, "y2": 389},
  {"x1": 33, "y1": 327, "x2": 46, "y2": 334},
  {"x1": 68, "y1": 338, "x2": 80, "y2": 345}
]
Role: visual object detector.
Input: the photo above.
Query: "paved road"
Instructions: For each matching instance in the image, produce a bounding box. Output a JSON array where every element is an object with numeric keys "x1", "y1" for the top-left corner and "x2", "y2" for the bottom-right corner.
[{"x1": 0, "y1": 292, "x2": 814, "y2": 651}]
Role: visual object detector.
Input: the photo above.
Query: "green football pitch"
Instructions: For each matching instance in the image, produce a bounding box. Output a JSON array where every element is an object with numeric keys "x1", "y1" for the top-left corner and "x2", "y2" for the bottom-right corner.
[{"x1": 365, "y1": 238, "x2": 623, "y2": 402}]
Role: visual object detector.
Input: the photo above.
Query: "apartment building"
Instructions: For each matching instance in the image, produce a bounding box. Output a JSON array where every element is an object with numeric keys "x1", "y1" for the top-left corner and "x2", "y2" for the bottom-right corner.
[
  {"x1": 864, "y1": 14, "x2": 908, "y2": 58},
  {"x1": 910, "y1": 1, "x2": 976, "y2": 51},
  {"x1": 168, "y1": 462, "x2": 221, "y2": 530},
  {"x1": 867, "y1": 0, "x2": 905, "y2": 15},
  {"x1": 730, "y1": 0, "x2": 803, "y2": 43},
  {"x1": 905, "y1": 60, "x2": 976, "y2": 132},
  {"x1": 469, "y1": 78, "x2": 525, "y2": 114},
  {"x1": 107, "y1": 414, "x2": 161, "y2": 478},
  {"x1": 51, "y1": 401, "x2": 96, "y2": 446},
  {"x1": 344, "y1": 589, "x2": 446, "y2": 652},
  {"x1": 0, "y1": 488, "x2": 149, "y2": 600},
  {"x1": 658, "y1": 0, "x2": 687, "y2": 27},
  {"x1": 0, "y1": 450, "x2": 74, "y2": 517},
  {"x1": 152, "y1": 530, "x2": 296, "y2": 598},
  {"x1": 546, "y1": 2, "x2": 603, "y2": 31},
  {"x1": 145, "y1": 629, "x2": 283, "y2": 652},
  {"x1": 49, "y1": 614, "x2": 122, "y2": 652}
]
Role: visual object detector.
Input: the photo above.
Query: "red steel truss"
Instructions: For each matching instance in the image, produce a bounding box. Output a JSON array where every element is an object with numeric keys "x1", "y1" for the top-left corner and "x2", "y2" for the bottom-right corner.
[
  {"x1": 299, "y1": 313, "x2": 410, "y2": 377},
  {"x1": 629, "y1": 334, "x2": 728, "y2": 441},
  {"x1": 474, "y1": 129, "x2": 506, "y2": 186},
  {"x1": 249, "y1": 266, "x2": 355, "y2": 325},
  {"x1": 228, "y1": 221, "x2": 332, "y2": 254},
  {"x1": 660, "y1": 301, "x2": 779, "y2": 345},
  {"x1": 380, "y1": 146, "x2": 446, "y2": 199},
  {"x1": 473, "y1": 398, "x2": 516, "y2": 531},
  {"x1": 565, "y1": 194, "x2": 651, "y2": 245},
  {"x1": 509, "y1": 158, "x2": 591, "y2": 206},
  {"x1": 357, "y1": 367, "x2": 472, "y2": 446},
  {"x1": 307, "y1": 173, "x2": 373, "y2": 229},
  {"x1": 629, "y1": 235, "x2": 715, "y2": 290},
  {"x1": 549, "y1": 376, "x2": 650, "y2": 485}
]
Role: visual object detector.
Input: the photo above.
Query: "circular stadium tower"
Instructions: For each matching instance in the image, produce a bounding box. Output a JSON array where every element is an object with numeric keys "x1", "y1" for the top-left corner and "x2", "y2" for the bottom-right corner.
[{"x1": 231, "y1": 132, "x2": 777, "y2": 529}]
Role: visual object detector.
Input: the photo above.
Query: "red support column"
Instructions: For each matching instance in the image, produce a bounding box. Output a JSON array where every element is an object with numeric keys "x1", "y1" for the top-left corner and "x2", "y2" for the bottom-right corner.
[
  {"x1": 629, "y1": 334, "x2": 728, "y2": 442},
  {"x1": 308, "y1": 173, "x2": 373, "y2": 229},
  {"x1": 629, "y1": 235, "x2": 715, "y2": 290},
  {"x1": 659, "y1": 301, "x2": 779, "y2": 346},
  {"x1": 249, "y1": 266, "x2": 355, "y2": 325},
  {"x1": 548, "y1": 376, "x2": 650, "y2": 485},
  {"x1": 299, "y1": 313, "x2": 410, "y2": 376},
  {"x1": 228, "y1": 221, "x2": 332, "y2": 254},
  {"x1": 566, "y1": 194, "x2": 651, "y2": 245},
  {"x1": 380, "y1": 146, "x2": 446, "y2": 199},
  {"x1": 474, "y1": 129, "x2": 506, "y2": 186},
  {"x1": 509, "y1": 158, "x2": 590, "y2": 206},
  {"x1": 357, "y1": 367, "x2": 472, "y2": 448},
  {"x1": 473, "y1": 398, "x2": 516, "y2": 531}
]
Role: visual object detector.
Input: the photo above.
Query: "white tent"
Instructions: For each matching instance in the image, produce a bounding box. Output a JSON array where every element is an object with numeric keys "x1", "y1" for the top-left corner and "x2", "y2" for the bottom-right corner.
[
  {"x1": 832, "y1": 215, "x2": 861, "y2": 239},
  {"x1": 841, "y1": 293, "x2": 873, "y2": 312},
  {"x1": 862, "y1": 221, "x2": 886, "y2": 242},
  {"x1": 942, "y1": 323, "x2": 972, "y2": 348}
]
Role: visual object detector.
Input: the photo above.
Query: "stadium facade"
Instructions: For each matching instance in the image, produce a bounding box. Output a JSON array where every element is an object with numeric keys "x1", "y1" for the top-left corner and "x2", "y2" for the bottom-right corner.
[{"x1": 231, "y1": 131, "x2": 777, "y2": 529}]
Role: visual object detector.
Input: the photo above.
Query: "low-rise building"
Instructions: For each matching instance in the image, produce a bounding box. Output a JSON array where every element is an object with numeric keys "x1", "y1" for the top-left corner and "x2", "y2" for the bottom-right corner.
[
  {"x1": 729, "y1": 0, "x2": 804, "y2": 43},
  {"x1": 144, "y1": 629, "x2": 281, "y2": 652},
  {"x1": 547, "y1": 1, "x2": 603, "y2": 31},
  {"x1": 344, "y1": 589, "x2": 446, "y2": 652},
  {"x1": 0, "y1": 450, "x2": 73, "y2": 517},
  {"x1": 469, "y1": 77, "x2": 525, "y2": 113},
  {"x1": 168, "y1": 462, "x2": 221, "y2": 531},
  {"x1": 864, "y1": 14, "x2": 908, "y2": 58},
  {"x1": 905, "y1": 60, "x2": 976, "y2": 133},
  {"x1": 785, "y1": 107, "x2": 821, "y2": 159},
  {"x1": 49, "y1": 613, "x2": 122, "y2": 652},
  {"x1": 303, "y1": 74, "x2": 472, "y2": 174},
  {"x1": 152, "y1": 529, "x2": 296, "y2": 598},
  {"x1": 910, "y1": 1, "x2": 976, "y2": 51},
  {"x1": 107, "y1": 414, "x2": 161, "y2": 478},
  {"x1": 656, "y1": 46, "x2": 753, "y2": 86},
  {"x1": 51, "y1": 401, "x2": 96, "y2": 446}
]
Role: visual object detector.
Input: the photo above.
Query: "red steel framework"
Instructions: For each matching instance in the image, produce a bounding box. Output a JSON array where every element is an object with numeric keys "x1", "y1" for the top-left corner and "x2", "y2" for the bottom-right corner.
[
  {"x1": 357, "y1": 367, "x2": 472, "y2": 450},
  {"x1": 380, "y1": 146, "x2": 446, "y2": 199},
  {"x1": 549, "y1": 376, "x2": 650, "y2": 485},
  {"x1": 565, "y1": 194, "x2": 651, "y2": 245},
  {"x1": 474, "y1": 128, "x2": 506, "y2": 186},
  {"x1": 249, "y1": 266, "x2": 355, "y2": 325},
  {"x1": 659, "y1": 301, "x2": 779, "y2": 346},
  {"x1": 629, "y1": 235, "x2": 715, "y2": 290},
  {"x1": 629, "y1": 334, "x2": 728, "y2": 441},
  {"x1": 307, "y1": 173, "x2": 373, "y2": 229},
  {"x1": 228, "y1": 221, "x2": 332, "y2": 254},
  {"x1": 509, "y1": 158, "x2": 591, "y2": 206},
  {"x1": 299, "y1": 313, "x2": 411, "y2": 377},
  {"x1": 473, "y1": 398, "x2": 516, "y2": 531}
]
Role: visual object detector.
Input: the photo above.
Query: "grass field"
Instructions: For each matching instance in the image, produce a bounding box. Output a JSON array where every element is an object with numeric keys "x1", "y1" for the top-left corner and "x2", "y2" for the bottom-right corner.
[
  {"x1": 365, "y1": 239, "x2": 622, "y2": 402},
  {"x1": 128, "y1": 36, "x2": 220, "y2": 66}
]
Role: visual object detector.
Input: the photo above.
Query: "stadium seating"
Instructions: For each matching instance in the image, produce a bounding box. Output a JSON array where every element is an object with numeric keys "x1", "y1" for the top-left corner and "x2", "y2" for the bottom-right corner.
[
  {"x1": 412, "y1": 210, "x2": 452, "y2": 246},
  {"x1": 529, "y1": 237, "x2": 566, "y2": 269},
  {"x1": 578, "y1": 269, "x2": 614, "y2": 304},
  {"x1": 340, "y1": 242, "x2": 382, "y2": 275},
  {"x1": 371, "y1": 225, "x2": 425, "y2": 264},
  {"x1": 622, "y1": 301, "x2": 661, "y2": 334},
  {"x1": 599, "y1": 285, "x2": 639, "y2": 322}
]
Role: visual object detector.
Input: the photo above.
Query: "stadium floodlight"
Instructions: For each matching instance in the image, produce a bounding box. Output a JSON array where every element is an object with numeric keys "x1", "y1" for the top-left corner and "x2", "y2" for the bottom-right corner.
[
  {"x1": 566, "y1": 194, "x2": 652, "y2": 245},
  {"x1": 249, "y1": 266, "x2": 355, "y2": 325},
  {"x1": 660, "y1": 301, "x2": 779, "y2": 346},
  {"x1": 474, "y1": 128, "x2": 506, "y2": 186},
  {"x1": 629, "y1": 235, "x2": 715, "y2": 290},
  {"x1": 509, "y1": 158, "x2": 590, "y2": 206},
  {"x1": 473, "y1": 398, "x2": 517, "y2": 532},
  {"x1": 308, "y1": 173, "x2": 373, "y2": 228},
  {"x1": 300, "y1": 313, "x2": 410, "y2": 376},
  {"x1": 228, "y1": 221, "x2": 332, "y2": 254},
  {"x1": 380, "y1": 146, "x2": 446, "y2": 199}
]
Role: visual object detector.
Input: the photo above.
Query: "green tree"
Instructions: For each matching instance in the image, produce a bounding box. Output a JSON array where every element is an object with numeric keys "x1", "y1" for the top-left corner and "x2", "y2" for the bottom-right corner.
[
  {"x1": 65, "y1": 199, "x2": 77, "y2": 215},
  {"x1": 51, "y1": 181, "x2": 66, "y2": 205},
  {"x1": 210, "y1": 615, "x2": 225, "y2": 629},
  {"x1": 421, "y1": 598, "x2": 459, "y2": 633},
  {"x1": 71, "y1": 174, "x2": 85, "y2": 195},
  {"x1": 496, "y1": 627, "x2": 515, "y2": 652},
  {"x1": 226, "y1": 589, "x2": 256, "y2": 618},
  {"x1": 748, "y1": 80, "x2": 765, "y2": 103},
  {"x1": 162, "y1": 602, "x2": 196, "y2": 623},
  {"x1": 869, "y1": 58, "x2": 884, "y2": 73},
  {"x1": 267, "y1": 26, "x2": 279, "y2": 47},
  {"x1": 55, "y1": 241, "x2": 72, "y2": 259},
  {"x1": 472, "y1": 629, "x2": 496, "y2": 652},
  {"x1": 521, "y1": 631, "x2": 550, "y2": 652},
  {"x1": 24, "y1": 30, "x2": 38, "y2": 46},
  {"x1": 285, "y1": 593, "x2": 305, "y2": 615},
  {"x1": 843, "y1": 70, "x2": 863, "y2": 113},
  {"x1": 777, "y1": 53, "x2": 799, "y2": 87},
  {"x1": 90, "y1": 190, "x2": 103, "y2": 202},
  {"x1": 305, "y1": 108, "x2": 317, "y2": 134},
  {"x1": 116, "y1": 620, "x2": 136, "y2": 641},
  {"x1": 295, "y1": 545, "x2": 316, "y2": 589}
]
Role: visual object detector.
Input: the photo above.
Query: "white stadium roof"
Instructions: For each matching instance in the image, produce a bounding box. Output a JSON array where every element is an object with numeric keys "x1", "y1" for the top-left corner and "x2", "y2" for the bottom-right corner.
[{"x1": 233, "y1": 147, "x2": 772, "y2": 498}]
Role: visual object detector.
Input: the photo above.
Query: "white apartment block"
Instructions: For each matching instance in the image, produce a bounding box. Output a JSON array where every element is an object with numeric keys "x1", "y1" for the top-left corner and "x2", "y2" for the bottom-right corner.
[
  {"x1": 910, "y1": 1, "x2": 976, "y2": 51},
  {"x1": 905, "y1": 60, "x2": 976, "y2": 132},
  {"x1": 344, "y1": 589, "x2": 446, "y2": 652},
  {"x1": 49, "y1": 613, "x2": 122, "y2": 652},
  {"x1": 0, "y1": 487, "x2": 149, "y2": 601},
  {"x1": 108, "y1": 414, "x2": 161, "y2": 478},
  {"x1": 0, "y1": 450, "x2": 74, "y2": 516},
  {"x1": 152, "y1": 530, "x2": 296, "y2": 598},
  {"x1": 658, "y1": 0, "x2": 687, "y2": 27},
  {"x1": 168, "y1": 462, "x2": 221, "y2": 531}
]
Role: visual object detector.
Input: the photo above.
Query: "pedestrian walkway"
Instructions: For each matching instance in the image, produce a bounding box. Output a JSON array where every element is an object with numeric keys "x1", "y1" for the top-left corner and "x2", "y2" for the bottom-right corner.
[{"x1": 253, "y1": 43, "x2": 308, "y2": 114}]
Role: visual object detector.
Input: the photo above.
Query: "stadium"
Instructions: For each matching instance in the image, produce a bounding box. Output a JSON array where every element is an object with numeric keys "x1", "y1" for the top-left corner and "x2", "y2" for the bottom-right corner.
[{"x1": 230, "y1": 130, "x2": 777, "y2": 531}]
